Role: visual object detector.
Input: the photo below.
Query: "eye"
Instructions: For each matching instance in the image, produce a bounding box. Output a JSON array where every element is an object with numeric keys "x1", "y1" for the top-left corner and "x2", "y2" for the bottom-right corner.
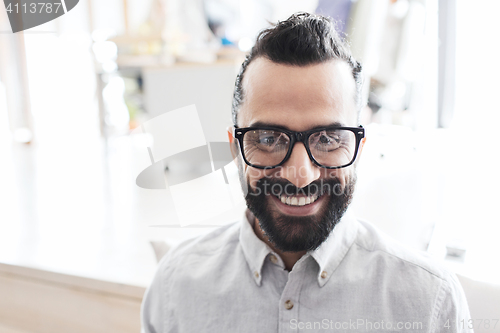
[
  {"x1": 309, "y1": 130, "x2": 344, "y2": 152},
  {"x1": 244, "y1": 130, "x2": 289, "y2": 153},
  {"x1": 318, "y1": 133, "x2": 340, "y2": 145},
  {"x1": 319, "y1": 134, "x2": 339, "y2": 144},
  {"x1": 259, "y1": 134, "x2": 276, "y2": 146}
]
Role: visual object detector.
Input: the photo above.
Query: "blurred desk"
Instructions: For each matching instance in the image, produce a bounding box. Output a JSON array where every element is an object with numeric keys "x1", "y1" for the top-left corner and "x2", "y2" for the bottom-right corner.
[
  {"x1": 0, "y1": 263, "x2": 145, "y2": 333},
  {"x1": 0, "y1": 133, "x2": 218, "y2": 333}
]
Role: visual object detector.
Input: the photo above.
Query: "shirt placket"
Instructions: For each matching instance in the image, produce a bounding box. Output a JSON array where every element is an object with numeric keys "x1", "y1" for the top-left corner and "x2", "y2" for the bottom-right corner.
[{"x1": 278, "y1": 256, "x2": 309, "y2": 333}]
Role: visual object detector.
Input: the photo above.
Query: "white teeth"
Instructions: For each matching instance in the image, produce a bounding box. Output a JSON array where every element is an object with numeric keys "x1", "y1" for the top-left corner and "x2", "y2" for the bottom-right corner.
[{"x1": 278, "y1": 194, "x2": 320, "y2": 206}]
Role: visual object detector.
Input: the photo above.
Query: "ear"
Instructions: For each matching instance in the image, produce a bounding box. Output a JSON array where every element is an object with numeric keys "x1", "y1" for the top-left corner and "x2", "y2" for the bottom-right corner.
[
  {"x1": 227, "y1": 126, "x2": 239, "y2": 161},
  {"x1": 357, "y1": 137, "x2": 367, "y2": 159}
]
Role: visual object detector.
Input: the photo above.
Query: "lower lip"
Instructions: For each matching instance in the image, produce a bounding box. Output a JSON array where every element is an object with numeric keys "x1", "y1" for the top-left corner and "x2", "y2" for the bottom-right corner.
[{"x1": 270, "y1": 194, "x2": 325, "y2": 216}]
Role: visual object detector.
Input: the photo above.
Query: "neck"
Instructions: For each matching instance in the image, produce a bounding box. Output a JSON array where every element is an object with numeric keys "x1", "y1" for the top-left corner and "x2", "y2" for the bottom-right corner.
[{"x1": 249, "y1": 211, "x2": 306, "y2": 271}]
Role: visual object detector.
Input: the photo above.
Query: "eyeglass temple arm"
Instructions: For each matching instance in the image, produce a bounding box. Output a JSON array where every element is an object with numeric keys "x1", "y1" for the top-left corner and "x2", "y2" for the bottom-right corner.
[{"x1": 232, "y1": 126, "x2": 239, "y2": 138}]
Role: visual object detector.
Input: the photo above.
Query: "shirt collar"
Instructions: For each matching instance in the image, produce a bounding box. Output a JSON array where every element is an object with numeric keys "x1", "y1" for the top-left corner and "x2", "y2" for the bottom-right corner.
[
  {"x1": 239, "y1": 209, "x2": 359, "y2": 287},
  {"x1": 239, "y1": 210, "x2": 273, "y2": 286},
  {"x1": 310, "y1": 211, "x2": 359, "y2": 287}
]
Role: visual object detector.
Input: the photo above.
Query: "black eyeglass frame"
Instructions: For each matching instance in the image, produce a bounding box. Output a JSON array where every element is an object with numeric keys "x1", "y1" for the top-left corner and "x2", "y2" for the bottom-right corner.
[{"x1": 233, "y1": 125, "x2": 365, "y2": 169}]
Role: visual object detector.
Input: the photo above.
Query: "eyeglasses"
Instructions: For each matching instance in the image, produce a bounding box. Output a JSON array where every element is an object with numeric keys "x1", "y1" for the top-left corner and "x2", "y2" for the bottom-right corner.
[{"x1": 233, "y1": 125, "x2": 365, "y2": 169}]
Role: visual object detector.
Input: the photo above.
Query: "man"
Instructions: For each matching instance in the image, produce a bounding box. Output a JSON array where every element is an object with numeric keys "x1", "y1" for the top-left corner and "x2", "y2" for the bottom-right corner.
[{"x1": 142, "y1": 13, "x2": 471, "y2": 332}]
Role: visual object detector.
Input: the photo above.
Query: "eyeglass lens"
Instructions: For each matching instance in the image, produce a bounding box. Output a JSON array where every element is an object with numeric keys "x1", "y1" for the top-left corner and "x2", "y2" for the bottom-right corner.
[{"x1": 242, "y1": 129, "x2": 356, "y2": 167}]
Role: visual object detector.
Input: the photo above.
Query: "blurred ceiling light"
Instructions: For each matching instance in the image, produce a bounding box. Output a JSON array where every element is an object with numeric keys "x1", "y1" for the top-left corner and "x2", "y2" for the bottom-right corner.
[
  {"x1": 102, "y1": 61, "x2": 118, "y2": 73},
  {"x1": 13, "y1": 127, "x2": 33, "y2": 143},
  {"x1": 103, "y1": 76, "x2": 130, "y2": 130},
  {"x1": 92, "y1": 41, "x2": 118, "y2": 64},
  {"x1": 91, "y1": 29, "x2": 116, "y2": 43}
]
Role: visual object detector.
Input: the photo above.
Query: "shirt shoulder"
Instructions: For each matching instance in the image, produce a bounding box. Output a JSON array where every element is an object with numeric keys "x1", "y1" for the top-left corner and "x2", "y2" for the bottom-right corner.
[
  {"x1": 354, "y1": 217, "x2": 450, "y2": 280},
  {"x1": 351, "y1": 218, "x2": 472, "y2": 332},
  {"x1": 141, "y1": 222, "x2": 245, "y2": 332}
]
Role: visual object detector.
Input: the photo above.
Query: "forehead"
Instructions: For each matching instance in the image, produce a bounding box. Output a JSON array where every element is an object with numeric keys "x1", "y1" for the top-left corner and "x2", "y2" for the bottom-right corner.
[{"x1": 238, "y1": 57, "x2": 358, "y2": 131}]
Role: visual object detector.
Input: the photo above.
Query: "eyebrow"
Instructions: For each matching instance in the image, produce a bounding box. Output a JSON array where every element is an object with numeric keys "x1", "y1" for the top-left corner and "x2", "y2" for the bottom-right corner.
[{"x1": 249, "y1": 121, "x2": 346, "y2": 131}]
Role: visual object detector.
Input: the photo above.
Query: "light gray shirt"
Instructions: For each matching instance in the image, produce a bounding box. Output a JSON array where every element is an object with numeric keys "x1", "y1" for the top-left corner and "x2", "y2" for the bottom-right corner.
[{"x1": 141, "y1": 212, "x2": 472, "y2": 332}]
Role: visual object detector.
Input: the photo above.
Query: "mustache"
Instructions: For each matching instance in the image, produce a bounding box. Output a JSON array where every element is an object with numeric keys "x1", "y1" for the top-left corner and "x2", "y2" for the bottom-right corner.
[{"x1": 249, "y1": 177, "x2": 344, "y2": 197}]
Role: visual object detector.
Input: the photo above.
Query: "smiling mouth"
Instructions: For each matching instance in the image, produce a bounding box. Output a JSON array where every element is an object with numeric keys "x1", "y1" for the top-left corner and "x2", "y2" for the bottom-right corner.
[{"x1": 275, "y1": 193, "x2": 322, "y2": 206}]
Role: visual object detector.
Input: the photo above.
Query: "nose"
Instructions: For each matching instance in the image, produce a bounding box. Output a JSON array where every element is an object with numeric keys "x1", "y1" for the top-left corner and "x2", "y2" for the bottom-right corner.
[{"x1": 279, "y1": 142, "x2": 320, "y2": 188}]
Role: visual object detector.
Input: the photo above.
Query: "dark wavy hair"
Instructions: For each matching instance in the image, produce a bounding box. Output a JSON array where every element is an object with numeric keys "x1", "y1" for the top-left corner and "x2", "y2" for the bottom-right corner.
[{"x1": 231, "y1": 12, "x2": 363, "y2": 126}]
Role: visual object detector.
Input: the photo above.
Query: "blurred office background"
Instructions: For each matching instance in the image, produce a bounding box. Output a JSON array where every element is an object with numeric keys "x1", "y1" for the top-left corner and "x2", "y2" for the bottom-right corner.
[{"x1": 1, "y1": 0, "x2": 499, "y2": 332}]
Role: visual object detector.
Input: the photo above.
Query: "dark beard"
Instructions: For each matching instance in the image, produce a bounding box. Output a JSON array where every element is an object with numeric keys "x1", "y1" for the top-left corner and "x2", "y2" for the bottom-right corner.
[{"x1": 244, "y1": 176, "x2": 356, "y2": 253}]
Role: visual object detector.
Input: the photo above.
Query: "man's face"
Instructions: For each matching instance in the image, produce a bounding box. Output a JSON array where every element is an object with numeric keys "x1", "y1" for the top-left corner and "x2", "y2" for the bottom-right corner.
[{"x1": 234, "y1": 58, "x2": 360, "y2": 252}]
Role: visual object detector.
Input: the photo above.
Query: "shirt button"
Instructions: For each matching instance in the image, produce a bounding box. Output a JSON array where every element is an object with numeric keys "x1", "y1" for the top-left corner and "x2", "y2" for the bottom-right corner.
[
  {"x1": 284, "y1": 300, "x2": 294, "y2": 310},
  {"x1": 254, "y1": 271, "x2": 259, "y2": 278},
  {"x1": 321, "y1": 271, "x2": 328, "y2": 279},
  {"x1": 269, "y1": 254, "x2": 278, "y2": 264}
]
